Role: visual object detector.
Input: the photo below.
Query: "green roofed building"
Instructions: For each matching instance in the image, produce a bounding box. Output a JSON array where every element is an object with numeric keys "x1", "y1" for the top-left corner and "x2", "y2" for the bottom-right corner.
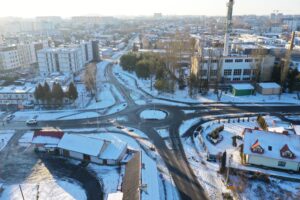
[{"x1": 231, "y1": 84, "x2": 254, "y2": 96}]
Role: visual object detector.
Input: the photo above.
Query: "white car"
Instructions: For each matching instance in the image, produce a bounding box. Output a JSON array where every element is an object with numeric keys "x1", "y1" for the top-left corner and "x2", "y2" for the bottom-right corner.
[{"x1": 26, "y1": 119, "x2": 38, "y2": 125}]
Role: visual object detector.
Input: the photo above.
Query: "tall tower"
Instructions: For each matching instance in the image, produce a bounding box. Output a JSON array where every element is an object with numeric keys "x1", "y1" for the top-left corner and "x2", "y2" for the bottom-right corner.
[{"x1": 223, "y1": 0, "x2": 234, "y2": 56}]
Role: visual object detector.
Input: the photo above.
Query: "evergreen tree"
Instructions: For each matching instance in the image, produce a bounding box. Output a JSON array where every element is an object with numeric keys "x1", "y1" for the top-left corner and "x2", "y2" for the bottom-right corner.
[
  {"x1": 43, "y1": 82, "x2": 52, "y2": 104},
  {"x1": 52, "y1": 82, "x2": 64, "y2": 105},
  {"x1": 34, "y1": 83, "x2": 44, "y2": 102},
  {"x1": 67, "y1": 82, "x2": 78, "y2": 102}
]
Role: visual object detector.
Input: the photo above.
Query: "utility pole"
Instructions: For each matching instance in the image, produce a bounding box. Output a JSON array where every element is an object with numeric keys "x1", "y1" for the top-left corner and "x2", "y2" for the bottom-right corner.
[{"x1": 19, "y1": 184, "x2": 25, "y2": 200}]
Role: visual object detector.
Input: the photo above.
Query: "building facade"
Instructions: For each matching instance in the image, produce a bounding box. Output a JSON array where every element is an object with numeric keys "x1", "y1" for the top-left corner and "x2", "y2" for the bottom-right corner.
[
  {"x1": 37, "y1": 42, "x2": 94, "y2": 75},
  {"x1": 191, "y1": 54, "x2": 275, "y2": 83},
  {"x1": 0, "y1": 46, "x2": 21, "y2": 70},
  {"x1": 0, "y1": 85, "x2": 35, "y2": 108}
]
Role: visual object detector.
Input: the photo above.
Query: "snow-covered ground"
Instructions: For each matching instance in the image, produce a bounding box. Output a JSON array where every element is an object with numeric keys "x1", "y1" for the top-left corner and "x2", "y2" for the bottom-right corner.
[
  {"x1": 189, "y1": 116, "x2": 300, "y2": 199},
  {"x1": 86, "y1": 83, "x2": 116, "y2": 109},
  {"x1": 155, "y1": 128, "x2": 169, "y2": 138},
  {"x1": 18, "y1": 131, "x2": 34, "y2": 147},
  {"x1": 0, "y1": 130, "x2": 14, "y2": 151},
  {"x1": 88, "y1": 164, "x2": 120, "y2": 198},
  {"x1": 140, "y1": 109, "x2": 167, "y2": 120},
  {"x1": 179, "y1": 118, "x2": 201, "y2": 136},
  {"x1": 85, "y1": 132, "x2": 161, "y2": 200},
  {"x1": 181, "y1": 137, "x2": 229, "y2": 200},
  {"x1": 113, "y1": 63, "x2": 300, "y2": 104},
  {"x1": 0, "y1": 180, "x2": 87, "y2": 200}
]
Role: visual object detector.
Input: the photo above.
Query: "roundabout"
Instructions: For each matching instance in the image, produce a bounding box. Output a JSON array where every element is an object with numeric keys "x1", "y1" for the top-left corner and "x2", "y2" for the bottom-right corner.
[{"x1": 139, "y1": 109, "x2": 168, "y2": 120}]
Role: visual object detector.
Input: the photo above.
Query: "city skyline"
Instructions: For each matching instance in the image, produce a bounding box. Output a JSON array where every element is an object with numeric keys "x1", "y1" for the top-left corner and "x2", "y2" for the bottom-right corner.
[{"x1": 1, "y1": 0, "x2": 300, "y2": 18}]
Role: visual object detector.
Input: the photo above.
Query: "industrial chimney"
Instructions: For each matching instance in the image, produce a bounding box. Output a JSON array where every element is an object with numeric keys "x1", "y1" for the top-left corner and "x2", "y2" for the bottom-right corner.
[{"x1": 223, "y1": 0, "x2": 234, "y2": 56}]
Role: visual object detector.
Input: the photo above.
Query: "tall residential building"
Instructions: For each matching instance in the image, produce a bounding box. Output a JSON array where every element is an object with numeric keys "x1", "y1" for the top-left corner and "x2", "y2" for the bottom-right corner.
[
  {"x1": 0, "y1": 46, "x2": 21, "y2": 70},
  {"x1": 80, "y1": 41, "x2": 93, "y2": 63},
  {"x1": 38, "y1": 47, "x2": 84, "y2": 76}
]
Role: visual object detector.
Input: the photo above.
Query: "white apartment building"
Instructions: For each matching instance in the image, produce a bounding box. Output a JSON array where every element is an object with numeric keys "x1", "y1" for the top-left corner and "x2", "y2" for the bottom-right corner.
[
  {"x1": 38, "y1": 47, "x2": 83, "y2": 75},
  {"x1": 0, "y1": 46, "x2": 21, "y2": 70},
  {"x1": 191, "y1": 55, "x2": 275, "y2": 83},
  {"x1": 17, "y1": 43, "x2": 37, "y2": 67},
  {"x1": 38, "y1": 41, "x2": 94, "y2": 75},
  {"x1": 80, "y1": 41, "x2": 93, "y2": 63}
]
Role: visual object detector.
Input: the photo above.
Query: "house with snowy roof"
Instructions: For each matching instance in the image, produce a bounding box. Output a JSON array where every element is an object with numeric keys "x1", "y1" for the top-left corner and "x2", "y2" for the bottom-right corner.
[
  {"x1": 57, "y1": 134, "x2": 128, "y2": 165},
  {"x1": 31, "y1": 128, "x2": 128, "y2": 165},
  {"x1": 32, "y1": 127, "x2": 64, "y2": 151},
  {"x1": 242, "y1": 128, "x2": 300, "y2": 171}
]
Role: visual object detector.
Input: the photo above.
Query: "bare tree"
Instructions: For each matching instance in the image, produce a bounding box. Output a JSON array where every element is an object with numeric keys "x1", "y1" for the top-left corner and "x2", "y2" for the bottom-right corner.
[
  {"x1": 251, "y1": 47, "x2": 266, "y2": 94},
  {"x1": 83, "y1": 63, "x2": 97, "y2": 97}
]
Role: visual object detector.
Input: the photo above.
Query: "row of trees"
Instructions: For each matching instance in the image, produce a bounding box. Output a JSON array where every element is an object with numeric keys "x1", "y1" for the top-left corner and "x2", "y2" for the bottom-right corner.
[
  {"x1": 120, "y1": 52, "x2": 175, "y2": 92},
  {"x1": 34, "y1": 82, "x2": 78, "y2": 106}
]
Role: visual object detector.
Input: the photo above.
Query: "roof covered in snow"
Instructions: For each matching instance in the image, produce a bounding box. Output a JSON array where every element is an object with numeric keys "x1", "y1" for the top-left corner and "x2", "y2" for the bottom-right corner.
[
  {"x1": 58, "y1": 134, "x2": 104, "y2": 157},
  {"x1": 258, "y1": 82, "x2": 281, "y2": 89},
  {"x1": 32, "y1": 136, "x2": 61, "y2": 145},
  {"x1": 107, "y1": 192, "x2": 123, "y2": 200},
  {"x1": 231, "y1": 84, "x2": 254, "y2": 90},
  {"x1": 243, "y1": 129, "x2": 300, "y2": 162}
]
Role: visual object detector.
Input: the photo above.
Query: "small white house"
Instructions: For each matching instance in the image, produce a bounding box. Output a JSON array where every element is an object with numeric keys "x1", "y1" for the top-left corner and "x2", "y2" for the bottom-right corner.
[
  {"x1": 57, "y1": 134, "x2": 127, "y2": 165},
  {"x1": 243, "y1": 128, "x2": 300, "y2": 171}
]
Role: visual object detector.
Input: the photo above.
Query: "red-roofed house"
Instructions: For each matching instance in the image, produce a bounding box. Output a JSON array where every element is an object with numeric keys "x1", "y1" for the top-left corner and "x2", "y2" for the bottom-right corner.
[{"x1": 32, "y1": 127, "x2": 64, "y2": 151}]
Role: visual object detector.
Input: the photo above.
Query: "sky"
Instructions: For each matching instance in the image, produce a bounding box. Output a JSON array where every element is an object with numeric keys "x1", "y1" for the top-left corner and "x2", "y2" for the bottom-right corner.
[{"x1": 1, "y1": 0, "x2": 300, "y2": 18}]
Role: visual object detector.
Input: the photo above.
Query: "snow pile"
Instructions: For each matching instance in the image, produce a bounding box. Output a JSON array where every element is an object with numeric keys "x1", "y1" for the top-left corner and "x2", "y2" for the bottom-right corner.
[{"x1": 140, "y1": 109, "x2": 167, "y2": 120}]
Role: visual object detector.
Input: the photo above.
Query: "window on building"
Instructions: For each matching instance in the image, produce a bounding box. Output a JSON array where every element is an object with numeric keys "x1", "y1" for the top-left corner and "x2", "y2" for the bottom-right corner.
[
  {"x1": 243, "y1": 77, "x2": 251, "y2": 81},
  {"x1": 210, "y1": 70, "x2": 217, "y2": 76},
  {"x1": 225, "y1": 59, "x2": 233, "y2": 63},
  {"x1": 243, "y1": 69, "x2": 251, "y2": 75},
  {"x1": 268, "y1": 146, "x2": 272, "y2": 151},
  {"x1": 234, "y1": 69, "x2": 242, "y2": 75},
  {"x1": 212, "y1": 60, "x2": 218, "y2": 63},
  {"x1": 233, "y1": 77, "x2": 241, "y2": 81},
  {"x1": 245, "y1": 59, "x2": 253, "y2": 63},
  {"x1": 235, "y1": 59, "x2": 243, "y2": 63},
  {"x1": 201, "y1": 70, "x2": 207, "y2": 76},
  {"x1": 224, "y1": 69, "x2": 232, "y2": 76},
  {"x1": 278, "y1": 161, "x2": 286, "y2": 167}
]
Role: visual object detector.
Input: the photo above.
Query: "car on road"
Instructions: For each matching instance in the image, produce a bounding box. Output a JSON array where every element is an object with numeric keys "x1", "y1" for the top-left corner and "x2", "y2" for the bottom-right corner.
[
  {"x1": 26, "y1": 119, "x2": 38, "y2": 126},
  {"x1": 5, "y1": 114, "x2": 15, "y2": 122}
]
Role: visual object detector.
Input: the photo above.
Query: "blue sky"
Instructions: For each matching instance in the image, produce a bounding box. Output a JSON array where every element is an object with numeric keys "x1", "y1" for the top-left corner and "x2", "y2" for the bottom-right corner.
[{"x1": 1, "y1": 0, "x2": 300, "y2": 18}]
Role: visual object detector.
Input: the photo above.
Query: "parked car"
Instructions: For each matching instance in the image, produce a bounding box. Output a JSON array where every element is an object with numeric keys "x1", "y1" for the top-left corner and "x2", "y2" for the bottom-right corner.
[
  {"x1": 26, "y1": 119, "x2": 38, "y2": 126},
  {"x1": 5, "y1": 114, "x2": 15, "y2": 121}
]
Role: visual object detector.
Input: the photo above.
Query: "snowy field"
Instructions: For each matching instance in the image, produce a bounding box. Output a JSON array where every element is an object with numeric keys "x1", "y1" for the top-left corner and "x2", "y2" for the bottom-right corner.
[
  {"x1": 0, "y1": 180, "x2": 87, "y2": 200},
  {"x1": 0, "y1": 130, "x2": 14, "y2": 151},
  {"x1": 140, "y1": 109, "x2": 167, "y2": 120}
]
